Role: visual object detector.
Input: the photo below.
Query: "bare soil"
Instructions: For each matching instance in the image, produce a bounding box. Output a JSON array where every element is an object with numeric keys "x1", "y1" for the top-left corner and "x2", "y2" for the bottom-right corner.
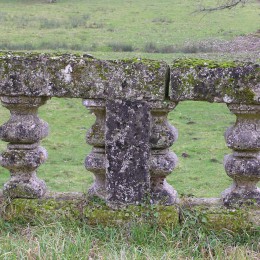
[{"x1": 213, "y1": 34, "x2": 260, "y2": 53}]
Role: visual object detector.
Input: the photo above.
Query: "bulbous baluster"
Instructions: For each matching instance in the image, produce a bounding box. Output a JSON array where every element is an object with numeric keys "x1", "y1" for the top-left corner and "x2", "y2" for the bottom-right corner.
[
  {"x1": 0, "y1": 96, "x2": 49, "y2": 198},
  {"x1": 150, "y1": 102, "x2": 179, "y2": 204},
  {"x1": 83, "y1": 99, "x2": 106, "y2": 199},
  {"x1": 222, "y1": 104, "x2": 260, "y2": 206}
]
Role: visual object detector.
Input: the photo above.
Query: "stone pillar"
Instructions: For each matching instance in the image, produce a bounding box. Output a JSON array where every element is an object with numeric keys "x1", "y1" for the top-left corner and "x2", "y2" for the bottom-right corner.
[
  {"x1": 83, "y1": 99, "x2": 106, "y2": 199},
  {"x1": 150, "y1": 101, "x2": 179, "y2": 204},
  {"x1": 0, "y1": 96, "x2": 49, "y2": 198},
  {"x1": 105, "y1": 99, "x2": 151, "y2": 208},
  {"x1": 222, "y1": 104, "x2": 260, "y2": 206}
]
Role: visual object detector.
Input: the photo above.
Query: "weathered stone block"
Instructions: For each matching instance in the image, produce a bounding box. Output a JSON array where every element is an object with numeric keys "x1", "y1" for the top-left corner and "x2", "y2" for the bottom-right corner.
[
  {"x1": 0, "y1": 53, "x2": 168, "y2": 100},
  {"x1": 170, "y1": 59, "x2": 260, "y2": 104},
  {"x1": 106, "y1": 99, "x2": 151, "y2": 207}
]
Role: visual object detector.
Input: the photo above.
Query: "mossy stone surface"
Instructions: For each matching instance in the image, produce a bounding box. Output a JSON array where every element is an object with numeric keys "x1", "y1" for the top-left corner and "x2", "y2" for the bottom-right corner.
[
  {"x1": 1, "y1": 53, "x2": 259, "y2": 104},
  {"x1": 0, "y1": 52, "x2": 168, "y2": 101},
  {"x1": 170, "y1": 58, "x2": 260, "y2": 104},
  {"x1": 1, "y1": 195, "x2": 259, "y2": 231},
  {"x1": 0, "y1": 197, "x2": 179, "y2": 226}
]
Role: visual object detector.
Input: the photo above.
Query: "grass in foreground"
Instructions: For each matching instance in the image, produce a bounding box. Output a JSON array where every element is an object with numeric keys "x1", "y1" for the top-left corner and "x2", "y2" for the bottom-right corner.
[{"x1": 0, "y1": 214, "x2": 259, "y2": 259}]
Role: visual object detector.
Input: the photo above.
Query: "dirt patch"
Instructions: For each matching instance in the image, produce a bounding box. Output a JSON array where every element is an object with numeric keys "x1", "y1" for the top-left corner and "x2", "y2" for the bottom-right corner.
[
  {"x1": 184, "y1": 33, "x2": 260, "y2": 63},
  {"x1": 212, "y1": 34, "x2": 260, "y2": 53}
]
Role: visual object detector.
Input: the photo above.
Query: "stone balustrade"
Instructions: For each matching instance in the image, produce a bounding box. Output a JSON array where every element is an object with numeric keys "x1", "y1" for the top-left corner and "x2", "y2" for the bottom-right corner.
[{"x1": 0, "y1": 53, "x2": 259, "y2": 208}]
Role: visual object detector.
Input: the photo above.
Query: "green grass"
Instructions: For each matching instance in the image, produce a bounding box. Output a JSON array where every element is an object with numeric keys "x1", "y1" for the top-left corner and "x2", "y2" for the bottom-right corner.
[
  {"x1": 0, "y1": 216, "x2": 259, "y2": 259},
  {"x1": 0, "y1": 0, "x2": 259, "y2": 56}
]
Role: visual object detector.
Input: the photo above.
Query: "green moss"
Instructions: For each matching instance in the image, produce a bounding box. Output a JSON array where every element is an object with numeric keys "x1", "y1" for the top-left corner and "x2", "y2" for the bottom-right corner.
[
  {"x1": 113, "y1": 58, "x2": 164, "y2": 70},
  {"x1": 172, "y1": 58, "x2": 240, "y2": 69},
  {"x1": 237, "y1": 87, "x2": 255, "y2": 102},
  {"x1": 1, "y1": 198, "x2": 179, "y2": 227},
  {"x1": 1, "y1": 197, "x2": 259, "y2": 231},
  {"x1": 0, "y1": 51, "x2": 84, "y2": 60},
  {"x1": 180, "y1": 206, "x2": 258, "y2": 232}
]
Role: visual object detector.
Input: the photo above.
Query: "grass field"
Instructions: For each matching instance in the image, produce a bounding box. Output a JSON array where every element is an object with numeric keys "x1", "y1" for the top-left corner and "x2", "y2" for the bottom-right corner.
[
  {"x1": 0, "y1": 0, "x2": 259, "y2": 258},
  {"x1": 0, "y1": 0, "x2": 259, "y2": 58},
  {"x1": 0, "y1": 219, "x2": 259, "y2": 259}
]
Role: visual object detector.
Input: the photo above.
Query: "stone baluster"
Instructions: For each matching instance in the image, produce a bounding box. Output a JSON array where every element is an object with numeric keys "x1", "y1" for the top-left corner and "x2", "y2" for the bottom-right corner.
[
  {"x1": 0, "y1": 96, "x2": 49, "y2": 198},
  {"x1": 150, "y1": 101, "x2": 179, "y2": 204},
  {"x1": 222, "y1": 104, "x2": 260, "y2": 206},
  {"x1": 83, "y1": 99, "x2": 106, "y2": 199}
]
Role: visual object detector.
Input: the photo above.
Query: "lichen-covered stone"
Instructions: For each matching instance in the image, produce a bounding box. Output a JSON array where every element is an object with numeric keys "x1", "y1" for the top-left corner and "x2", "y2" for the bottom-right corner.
[
  {"x1": 3, "y1": 174, "x2": 47, "y2": 199},
  {"x1": 84, "y1": 99, "x2": 106, "y2": 147},
  {"x1": 170, "y1": 58, "x2": 260, "y2": 104},
  {"x1": 0, "y1": 96, "x2": 48, "y2": 198},
  {"x1": 149, "y1": 101, "x2": 179, "y2": 204},
  {"x1": 0, "y1": 194, "x2": 258, "y2": 229},
  {"x1": 83, "y1": 99, "x2": 106, "y2": 199},
  {"x1": 150, "y1": 101, "x2": 178, "y2": 149},
  {"x1": 222, "y1": 104, "x2": 260, "y2": 206},
  {"x1": 85, "y1": 148, "x2": 106, "y2": 199},
  {"x1": 106, "y1": 100, "x2": 151, "y2": 207},
  {"x1": 0, "y1": 96, "x2": 48, "y2": 143},
  {"x1": 225, "y1": 105, "x2": 260, "y2": 150},
  {"x1": 0, "y1": 146, "x2": 47, "y2": 170},
  {"x1": 0, "y1": 52, "x2": 168, "y2": 100},
  {"x1": 1, "y1": 52, "x2": 260, "y2": 208}
]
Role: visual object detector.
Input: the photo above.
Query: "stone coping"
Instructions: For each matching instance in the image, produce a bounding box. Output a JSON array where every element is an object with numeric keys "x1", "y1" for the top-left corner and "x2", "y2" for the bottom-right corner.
[
  {"x1": 0, "y1": 53, "x2": 259, "y2": 104},
  {"x1": 0, "y1": 53, "x2": 168, "y2": 100},
  {"x1": 170, "y1": 59, "x2": 260, "y2": 104}
]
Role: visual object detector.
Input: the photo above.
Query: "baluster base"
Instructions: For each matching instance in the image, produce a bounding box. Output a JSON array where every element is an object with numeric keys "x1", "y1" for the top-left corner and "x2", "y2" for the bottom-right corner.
[
  {"x1": 88, "y1": 174, "x2": 106, "y2": 199},
  {"x1": 3, "y1": 173, "x2": 47, "y2": 199},
  {"x1": 151, "y1": 178, "x2": 178, "y2": 204},
  {"x1": 85, "y1": 147, "x2": 106, "y2": 199},
  {"x1": 222, "y1": 183, "x2": 260, "y2": 206}
]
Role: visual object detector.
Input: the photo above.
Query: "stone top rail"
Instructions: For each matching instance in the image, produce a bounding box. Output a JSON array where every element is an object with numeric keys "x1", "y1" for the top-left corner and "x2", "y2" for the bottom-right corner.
[
  {"x1": 170, "y1": 59, "x2": 260, "y2": 104},
  {"x1": 0, "y1": 53, "x2": 259, "y2": 104},
  {"x1": 0, "y1": 52, "x2": 259, "y2": 209},
  {"x1": 0, "y1": 53, "x2": 168, "y2": 101}
]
